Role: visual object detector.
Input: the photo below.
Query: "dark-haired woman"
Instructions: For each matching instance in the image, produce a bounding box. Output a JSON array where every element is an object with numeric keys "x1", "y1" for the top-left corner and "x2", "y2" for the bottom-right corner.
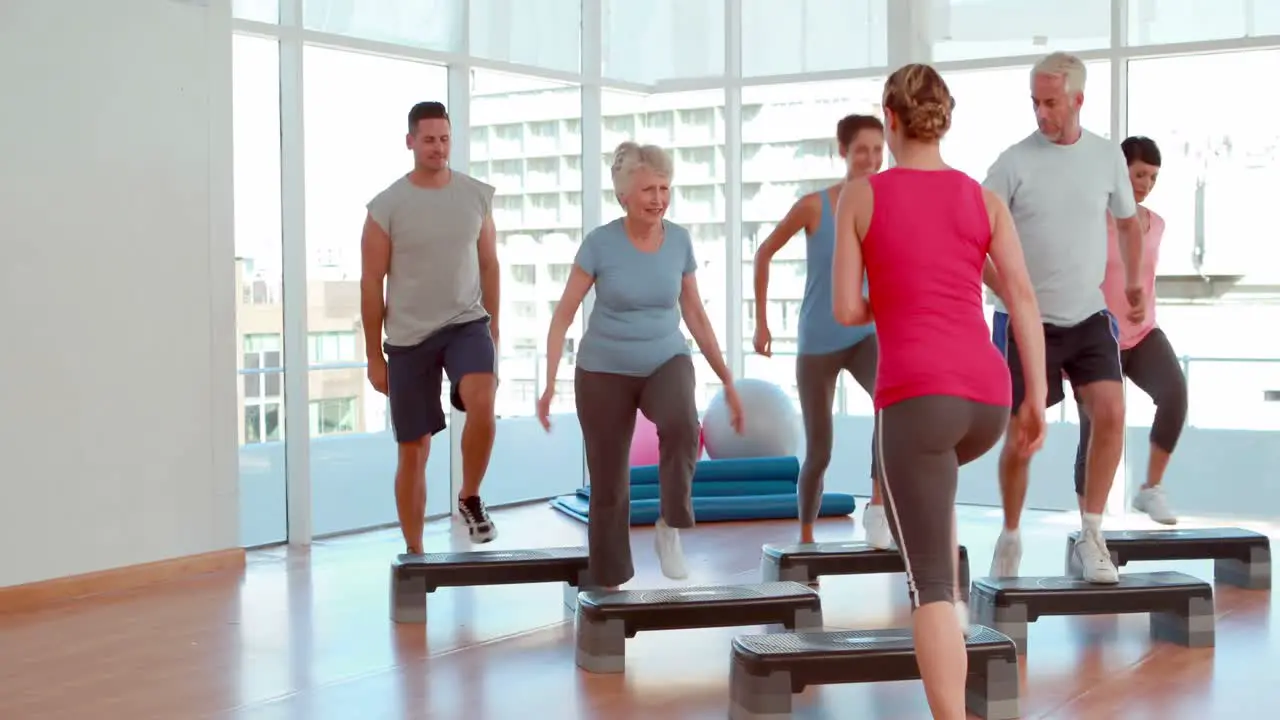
[
  {"x1": 1074, "y1": 135, "x2": 1184, "y2": 524},
  {"x1": 751, "y1": 114, "x2": 890, "y2": 548}
]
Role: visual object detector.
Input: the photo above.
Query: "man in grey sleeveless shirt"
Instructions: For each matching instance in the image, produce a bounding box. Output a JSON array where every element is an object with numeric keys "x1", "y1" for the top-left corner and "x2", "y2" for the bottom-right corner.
[{"x1": 361, "y1": 102, "x2": 501, "y2": 551}]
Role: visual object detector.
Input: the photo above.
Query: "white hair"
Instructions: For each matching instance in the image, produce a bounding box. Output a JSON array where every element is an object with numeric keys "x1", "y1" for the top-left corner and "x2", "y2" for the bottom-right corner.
[
  {"x1": 1032, "y1": 52, "x2": 1087, "y2": 94},
  {"x1": 610, "y1": 141, "x2": 673, "y2": 203}
]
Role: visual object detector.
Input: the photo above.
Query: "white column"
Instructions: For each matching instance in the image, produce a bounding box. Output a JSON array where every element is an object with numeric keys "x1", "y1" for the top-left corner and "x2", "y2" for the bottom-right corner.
[
  {"x1": 447, "y1": 2, "x2": 473, "y2": 521},
  {"x1": 887, "y1": 0, "x2": 934, "y2": 68},
  {"x1": 1109, "y1": 0, "x2": 1131, "y2": 517},
  {"x1": 207, "y1": 0, "x2": 240, "y2": 549},
  {"x1": 580, "y1": 0, "x2": 604, "y2": 487},
  {"x1": 279, "y1": 0, "x2": 312, "y2": 545},
  {"x1": 723, "y1": 0, "x2": 744, "y2": 381}
]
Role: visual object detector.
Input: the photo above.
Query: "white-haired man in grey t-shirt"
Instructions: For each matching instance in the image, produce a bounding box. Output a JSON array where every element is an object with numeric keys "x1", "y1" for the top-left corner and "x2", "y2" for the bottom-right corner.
[{"x1": 982, "y1": 52, "x2": 1146, "y2": 585}]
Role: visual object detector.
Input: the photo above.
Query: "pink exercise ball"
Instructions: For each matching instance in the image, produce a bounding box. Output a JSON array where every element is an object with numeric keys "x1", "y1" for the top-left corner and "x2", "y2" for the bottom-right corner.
[{"x1": 628, "y1": 410, "x2": 705, "y2": 466}]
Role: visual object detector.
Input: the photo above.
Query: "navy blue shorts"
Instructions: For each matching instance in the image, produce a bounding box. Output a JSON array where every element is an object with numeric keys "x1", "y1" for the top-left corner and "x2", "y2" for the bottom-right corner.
[
  {"x1": 991, "y1": 309, "x2": 1122, "y2": 410},
  {"x1": 384, "y1": 318, "x2": 496, "y2": 443}
]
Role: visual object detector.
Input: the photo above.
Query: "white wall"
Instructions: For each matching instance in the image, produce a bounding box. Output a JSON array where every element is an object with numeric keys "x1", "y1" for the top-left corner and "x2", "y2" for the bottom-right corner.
[{"x1": 0, "y1": 0, "x2": 238, "y2": 587}]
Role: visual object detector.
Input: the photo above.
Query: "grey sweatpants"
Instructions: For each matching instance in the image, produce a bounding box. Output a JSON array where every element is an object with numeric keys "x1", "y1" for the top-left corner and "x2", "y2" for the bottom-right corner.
[
  {"x1": 575, "y1": 355, "x2": 700, "y2": 587},
  {"x1": 795, "y1": 335, "x2": 879, "y2": 524},
  {"x1": 877, "y1": 395, "x2": 1007, "y2": 608}
]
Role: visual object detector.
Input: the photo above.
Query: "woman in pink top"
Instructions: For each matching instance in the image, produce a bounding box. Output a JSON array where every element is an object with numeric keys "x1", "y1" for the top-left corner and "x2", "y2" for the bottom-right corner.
[
  {"x1": 833, "y1": 63, "x2": 1048, "y2": 720},
  {"x1": 1074, "y1": 136, "x2": 1184, "y2": 525}
]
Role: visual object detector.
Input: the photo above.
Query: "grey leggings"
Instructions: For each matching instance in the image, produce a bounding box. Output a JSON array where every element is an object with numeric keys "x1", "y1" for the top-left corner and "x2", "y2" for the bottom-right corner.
[
  {"x1": 877, "y1": 395, "x2": 1007, "y2": 608},
  {"x1": 575, "y1": 355, "x2": 700, "y2": 587},
  {"x1": 1074, "y1": 327, "x2": 1187, "y2": 495},
  {"x1": 795, "y1": 335, "x2": 879, "y2": 524}
]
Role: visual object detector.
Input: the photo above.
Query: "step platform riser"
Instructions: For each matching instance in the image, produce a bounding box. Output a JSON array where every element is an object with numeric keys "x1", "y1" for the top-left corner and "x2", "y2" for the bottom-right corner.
[
  {"x1": 388, "y1": 547, "x2": 594, "y2": 624},
  {"x1": 1062, "y1": 529, "x2": 1272, "y2": 590},
  {"x1": 727, "y1": 627, "x2": 1020, "y2": 720},
  {"x1": 760, "y1": 543, "x2": 971, "y2": 602},
  {"x1": 574, "y1": 583, "x2": 823, "y2": 674},
  {"x1": 971, "y1": 571, "x2": 1215, "y2": 654}
]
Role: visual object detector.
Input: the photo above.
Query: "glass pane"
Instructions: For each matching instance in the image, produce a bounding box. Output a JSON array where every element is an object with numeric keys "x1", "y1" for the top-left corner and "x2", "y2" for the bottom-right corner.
[
  {"x1": 929, "y1": 0, "x2": 1111, "y2": 62},
  {"x1": 302, "y1": 0, "x2": 464, "y2": 53},
  {"x1": 739, "y1": 78, "x2": 885, "y2": 381},
  {"x1": 1129, "y1": 0, "x2": 1280, "y2": 46},
  {"x1": 1127, "y1": 50, "x2": 1280, "y2": 281},
  {"x1": 941, "y1": 61, "x2": 1112, "y2": 182},
  {"x1": 233, "y1": 34, "x2": 286, "y2": 548},
  {"x1": 468, "y1": 0, "x2": 581, "y2": 73},
  {"x1": 601, "y1": 0, "x2": 724, "y2": 84},
  {"x1": 601, "y1": 89, "x2": 728, "y2": 413},
  {"x1": 307, "y1": 370, "x2": 453, "y2": 534},
  {"x1": 233, "y1": 0, "x2": 277, "y2": 23},
  {"x1": 741, "y1": 0, "x2": 888, "y2": 77},
  {"x1": 303, "y1": 46, "x2": 452, "y2": 534},
  {"x1": 471, "y1": 69, "x2": 585, "y2": 504}
]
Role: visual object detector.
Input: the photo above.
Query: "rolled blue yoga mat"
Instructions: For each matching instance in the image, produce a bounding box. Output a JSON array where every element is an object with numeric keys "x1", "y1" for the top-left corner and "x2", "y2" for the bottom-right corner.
[
  {"x1": 627, "y1": 456, "x2": 800, "y2": 486},
  {"x1": 549, "y1": 492, "x2": 855, "y2": 525}
]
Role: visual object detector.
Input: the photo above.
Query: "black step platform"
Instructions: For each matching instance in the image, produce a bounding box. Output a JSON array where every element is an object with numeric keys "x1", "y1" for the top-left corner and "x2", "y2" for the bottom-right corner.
[
  {"x1": 728, "y1": 626, "x2": 1020, "y2": 720},
  {"x1": 574, "y1": 581, "x2": 823, "y2": 673},
  {"x1": 1064, "y1": 527, "x2": 1271, "y2": 590},
  {"x1": 971, "y1": 571, "x2": 1214, "y2": 654},
  {"x1": 390, "y1": 546, "x2": 593, "y2": 623},
  {"x1": 761, "y1": 541, "x2": 971, "y2": 600}
]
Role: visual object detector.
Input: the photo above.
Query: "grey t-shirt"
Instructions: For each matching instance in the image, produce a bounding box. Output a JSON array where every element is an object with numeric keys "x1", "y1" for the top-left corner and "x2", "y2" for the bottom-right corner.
[
  {"x1": 575, "y1": 218, "x2": 697, "y2": 376},
  {"x1": 983, "y1": 130, "x2": 1138, "y2": 327},
  {"x1": 366, "y1": 172, "x2": 495, "y2": 347}
]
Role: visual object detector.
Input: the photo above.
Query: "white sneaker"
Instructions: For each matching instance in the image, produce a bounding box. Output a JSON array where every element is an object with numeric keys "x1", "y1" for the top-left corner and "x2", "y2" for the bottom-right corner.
[
  {"x1": 988, "y1": 530, "x2": 1022, "y2": 578},
  {"x1": 1133, "y1": 486, "x2": 1177, "y2": 525},
  {"x1": 654, "y1": 518, "x2": 689, "y2": 580},
  {"x1": 1073, "y1": 529, "x2": 1120, "y2": 584},
  {"x1": 862, "y1": 503, "x2": 893, "y2": 549}
]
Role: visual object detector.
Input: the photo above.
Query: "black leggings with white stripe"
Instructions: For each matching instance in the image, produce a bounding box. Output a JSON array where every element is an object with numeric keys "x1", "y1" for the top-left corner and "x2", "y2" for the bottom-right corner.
[{"x1": 876, "y1": 395, "x2": 1008, "y2": 608}]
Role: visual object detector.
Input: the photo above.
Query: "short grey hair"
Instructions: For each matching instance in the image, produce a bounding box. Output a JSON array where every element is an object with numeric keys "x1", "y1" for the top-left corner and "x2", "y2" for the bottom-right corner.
[
  {"x1": 610, "y1": 141, "x2": 674, "y2": 203},
  {"x1": 1032, "y1": 52, "x2": 1087, "y2": 94}
]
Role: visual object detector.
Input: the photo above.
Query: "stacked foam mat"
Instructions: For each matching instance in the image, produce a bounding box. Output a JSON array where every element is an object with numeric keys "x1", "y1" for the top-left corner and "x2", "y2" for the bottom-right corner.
[{"x1": 549, "y1": 456, "x2": 856, "y2": 525}]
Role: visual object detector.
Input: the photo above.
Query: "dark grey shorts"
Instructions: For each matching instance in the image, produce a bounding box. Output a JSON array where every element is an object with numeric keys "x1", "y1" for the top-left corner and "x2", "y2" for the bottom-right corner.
[{"x1": 384, "y1": 318, "x2": 495, "y2": 443}]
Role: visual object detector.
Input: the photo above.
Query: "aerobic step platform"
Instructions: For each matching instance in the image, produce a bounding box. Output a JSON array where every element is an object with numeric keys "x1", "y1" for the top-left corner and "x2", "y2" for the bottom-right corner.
[
  {"x1": 761, "y1": 541, "x2": 971, "y2": 600},
  {"x1": 728, "y1": 626, "x2": 1020, "y2": 720},
  {"x1": 970, "y1": 571, "x2": 1214, "y2": 654},
  {"x1": 574, "y1": 581, "x2": 823, "y2": 673},
  {"x1": 390, "y1": 546, "x2": 594, "y2": 623},
  {"x1": 1063, "y1": 527, "x2": 1271, "y2": 590}
]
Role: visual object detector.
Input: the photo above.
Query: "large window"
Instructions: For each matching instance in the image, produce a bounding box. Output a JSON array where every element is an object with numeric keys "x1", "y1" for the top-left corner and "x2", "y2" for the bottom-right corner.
[
  {"x1": 1127, "y1": 50, "x2": 1280, "y2": 280},
  {"x1": 1126, "y1": 49, "x2": 1280, "y2": 434},
  {"x1": 601, "y1": 89, "x2": 728, "y2": 410},
  {"x1": 941, "y1": 61, "x2": 1112, "y2": 183},
  {"x1": 470, "y1": 69, "x2": 586, "y2": 505},
  {"x1": 302, "y1": 0, "x2": 464, "y2": 52},
  {"x1": 741, "y1": 0, "x2": 888, "y2": 77},
  {"x1": 739, "y1": 78, "x2": 885, "y2": 415},
  {"x1": 470, "y1": 69, "x2": 584, "y2": 420},
  {"x1": 601, "y1": 0, "x2": 725, "y2": 84},
  {"x1": 233, "y1": 34, "x2": 287, "y2": 547},
  {"x1": 1129, "y1": 0, "x2": 1280, "y2": 46},
  {"x1": 469, "y1": 0, "x2": 581, "y2": 74},
  {"x1": 302, "y1": 46, "x2": 452, "y2": 534},
  {"x1": 928, "y1": 0, "x2": 1112, "y2": 62}
]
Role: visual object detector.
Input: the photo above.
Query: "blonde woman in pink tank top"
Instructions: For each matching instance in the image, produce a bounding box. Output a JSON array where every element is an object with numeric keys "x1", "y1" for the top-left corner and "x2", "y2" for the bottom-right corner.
[{"x1": 1073, "y1": 136, "x2": 1186, "y2": 524}]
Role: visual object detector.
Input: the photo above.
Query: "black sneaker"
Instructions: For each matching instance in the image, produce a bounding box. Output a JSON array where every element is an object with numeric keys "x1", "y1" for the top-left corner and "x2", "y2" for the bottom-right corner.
[{"x1": 458, "y1": 495, "x2": 497, "y2": 543}]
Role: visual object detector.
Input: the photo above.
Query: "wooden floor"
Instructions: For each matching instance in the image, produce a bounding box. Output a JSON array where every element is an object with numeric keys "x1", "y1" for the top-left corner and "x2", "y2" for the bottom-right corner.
[{"x1": 1, "y1": 502, "x2": 1275, "y2": 720}]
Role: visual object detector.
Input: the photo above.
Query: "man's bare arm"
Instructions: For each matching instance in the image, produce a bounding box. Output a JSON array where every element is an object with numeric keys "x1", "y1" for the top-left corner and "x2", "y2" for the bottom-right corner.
[
  {"x1": 360, "y1": 213, "x2": 391, "y2": 361},
  {"x1": 477, "y1": 213, "x2": 500, "y2": 335}
]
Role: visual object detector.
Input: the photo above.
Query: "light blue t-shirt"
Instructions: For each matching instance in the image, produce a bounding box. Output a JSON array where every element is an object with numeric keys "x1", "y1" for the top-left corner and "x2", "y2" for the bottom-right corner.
[
  {"x1": 983, "y1": 129, "x2": 1138, "y2": 327},
  {"x1": 575, "y1": 219, "x2": 696, "y2": 376},
  {"x1": 798, "y1": 190, "x2": 875, "y2": 355}
]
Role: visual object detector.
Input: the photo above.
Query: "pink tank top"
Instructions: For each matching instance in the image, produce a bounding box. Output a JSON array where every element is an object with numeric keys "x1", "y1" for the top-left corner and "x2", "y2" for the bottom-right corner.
[
  {"x1": 863, "y1": 169, "x2": 1011, "y2": 410},
  {"x1": 1101, "y1": 209, "x2": 1163, "y2": 350}
]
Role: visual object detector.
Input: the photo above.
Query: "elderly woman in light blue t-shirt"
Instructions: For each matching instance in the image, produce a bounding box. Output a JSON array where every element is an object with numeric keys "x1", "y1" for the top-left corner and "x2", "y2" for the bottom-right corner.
[{"x1": 537, "y1": 141, "x2": 744, "y2": 590}]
